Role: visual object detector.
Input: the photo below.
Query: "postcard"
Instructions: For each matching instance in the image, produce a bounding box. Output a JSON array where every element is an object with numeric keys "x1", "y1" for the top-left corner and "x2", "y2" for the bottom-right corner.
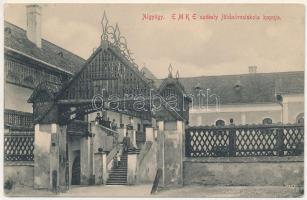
[{"x1": 3, "y1": 2, "x2": 304, "y2": 198}]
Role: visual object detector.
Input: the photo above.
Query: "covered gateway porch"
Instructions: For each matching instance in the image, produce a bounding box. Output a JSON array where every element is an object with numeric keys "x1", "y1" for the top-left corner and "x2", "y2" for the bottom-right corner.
[{"x1": 27, "y1": 12, "x2": 189, "y2": 192}]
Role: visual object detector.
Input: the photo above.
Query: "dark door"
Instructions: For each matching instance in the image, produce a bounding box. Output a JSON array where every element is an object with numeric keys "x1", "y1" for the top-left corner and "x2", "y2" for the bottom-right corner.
[
  {"x1": 52, "y1": 170, "x2": 57, "y2": 192},
  {"x1": 71, "y1": 155, "x2": 80, "y2": 185}
]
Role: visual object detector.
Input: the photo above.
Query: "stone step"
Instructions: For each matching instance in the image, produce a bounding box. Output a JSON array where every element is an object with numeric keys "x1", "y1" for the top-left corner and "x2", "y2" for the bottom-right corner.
[
  {"x1": 107, "y1": 180, "x2": 127, "y2": 183},
  {"x1": 110, "y1": 170, "x2": 127, "y2": 173},
  {"x1": 109, "y1": 175, "x2": 127, "y2": 178},
  {"x1": 108, "y1": 177, "x2": 127, "y2": 181},
  {"x1": 109, "y1": 171, "x2": 127, "y2": 174},
  {"x1": 106, "y1": 182, "x2": 127, "y2": 185},
  {"x1": 107, "y1": 177, "x2": 126, "y2": 180},
  {"x1": 111, "y1": 168, "x2": 127, "y2": 172},
  {"x1": 111, "y1": 169, "x2": 127, "y2": 172},
  {"x1": 110, "y1": 171, "x2": 127, "y2": 173},
  {"x1": 111, "y1": 166, "x2": 127, "y2": 169},
  {"x1": 106, "y1": 179, "x2": 127, "y2": 182},
  {"x1": 109, "y1": 172, "x2": 127, "y2": 175},
  {"x1": 106, "y1": 151, "x2": 129, "y2": 185},
  {"x1": 109, "y1": 174, "x2": 127, "y2": 178}
]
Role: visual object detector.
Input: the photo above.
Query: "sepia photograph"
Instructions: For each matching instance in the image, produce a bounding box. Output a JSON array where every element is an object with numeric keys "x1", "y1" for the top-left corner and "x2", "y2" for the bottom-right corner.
[{"x1": 2, "y1": 2, "x2": 305, "y2": 197}]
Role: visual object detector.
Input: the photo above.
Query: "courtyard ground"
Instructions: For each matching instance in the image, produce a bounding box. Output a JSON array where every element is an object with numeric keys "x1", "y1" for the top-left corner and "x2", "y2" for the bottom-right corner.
[{"x1": 5, "y1": 184, "x2": 304, "y2": 198}]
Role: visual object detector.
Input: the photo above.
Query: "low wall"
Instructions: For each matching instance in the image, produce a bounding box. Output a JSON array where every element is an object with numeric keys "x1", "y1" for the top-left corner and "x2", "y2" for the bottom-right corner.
[
  {"x1": 4, "y1": 162, "x2": 34, "y2": 187},
  {"x1": 92, "y1": 124, "x2": 114, "y2": 152},
  {"x1": 136, "y1": 141, "x2": 157, "y2": 184},
  {"x1": 183, "y1": 156, "x2": 304, "y2": 186}
]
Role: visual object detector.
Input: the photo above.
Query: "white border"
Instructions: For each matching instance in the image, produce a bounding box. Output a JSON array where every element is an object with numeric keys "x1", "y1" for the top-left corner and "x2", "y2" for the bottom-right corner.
[{"x1": 0, "y1": 1, "x2": 306, "y2": 200}]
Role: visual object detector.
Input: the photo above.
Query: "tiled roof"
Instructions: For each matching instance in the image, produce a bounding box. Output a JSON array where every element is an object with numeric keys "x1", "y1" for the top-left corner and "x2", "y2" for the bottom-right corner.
[
  {"x1": 4, "y1": 21, "x2": 85, "y2": 74},
  {"x1": 155, "y1": 71, "x2": 304, "y2": 105}
]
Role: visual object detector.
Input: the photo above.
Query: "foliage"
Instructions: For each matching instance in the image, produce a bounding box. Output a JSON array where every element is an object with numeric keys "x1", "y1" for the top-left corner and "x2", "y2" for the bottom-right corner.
[{"x1": 4, "y1": 178, "x2": 14, "y2": 190}]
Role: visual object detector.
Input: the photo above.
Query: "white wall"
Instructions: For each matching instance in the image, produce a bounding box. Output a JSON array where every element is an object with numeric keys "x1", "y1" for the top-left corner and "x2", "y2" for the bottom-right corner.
[
  {"x1": 189, "y1": 99, "x2": 303, "y2": 126},
  {"x1": 5, "y1": 83, "x2": 33, "y2": 112},
  {"x1": 282, "y1": 94, "x2": 304, "y2": 124}
]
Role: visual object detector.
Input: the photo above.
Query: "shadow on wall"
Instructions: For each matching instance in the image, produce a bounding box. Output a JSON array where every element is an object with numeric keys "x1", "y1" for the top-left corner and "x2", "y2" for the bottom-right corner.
[{"x1": 4, "y1": 165, "x2": 34, "y2": 191}]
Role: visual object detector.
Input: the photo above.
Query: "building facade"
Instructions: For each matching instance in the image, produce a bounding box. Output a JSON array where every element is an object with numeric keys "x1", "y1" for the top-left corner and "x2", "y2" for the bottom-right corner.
[
  {"x1": 3, "y1": 5, "x2": 304, "y2": 194},
  {"x1": 4, "y1": 5, "x2": 85, "y2": 129},
  {"x1": 173, "y1": 70, "x2": 304, "y2": 126}
]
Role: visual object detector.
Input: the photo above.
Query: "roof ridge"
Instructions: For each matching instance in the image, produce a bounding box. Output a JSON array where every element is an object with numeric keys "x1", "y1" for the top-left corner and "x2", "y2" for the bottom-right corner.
[{"x1": 169, "y1": 71, "x2": 304, "y2": 80}]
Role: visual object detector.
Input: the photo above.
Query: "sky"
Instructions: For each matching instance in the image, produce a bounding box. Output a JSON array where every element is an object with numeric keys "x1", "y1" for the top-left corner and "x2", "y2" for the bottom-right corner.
[{"x1": 4, "y1": 4, "x2": 305, "y2": 78}]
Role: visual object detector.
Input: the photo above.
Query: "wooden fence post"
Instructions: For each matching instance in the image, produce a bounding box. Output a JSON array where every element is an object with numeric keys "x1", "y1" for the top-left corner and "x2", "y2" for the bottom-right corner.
[
  {"x1": 277, "y1": 127, "x2": 284, "y2": 156},
  {"x1": 229, "y1": 128, "x2": 236, "y2": 157},
  {"x1": 185, "y1": 130, "x2": 191, "y2": 157}
]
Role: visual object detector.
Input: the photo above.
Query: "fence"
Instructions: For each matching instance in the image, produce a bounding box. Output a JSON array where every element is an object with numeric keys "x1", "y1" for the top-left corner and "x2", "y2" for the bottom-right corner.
[
  {"x1": 185, "y1": 124, "x2": 304, "y2": 157},
  {"x1": 4, "y1": 129, "x2": 35, "y2": 162}
]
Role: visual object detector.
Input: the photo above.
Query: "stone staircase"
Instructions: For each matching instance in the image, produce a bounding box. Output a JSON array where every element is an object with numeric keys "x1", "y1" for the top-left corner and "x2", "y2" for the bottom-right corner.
[
  {"x1": 106, "y1": 148, "x2": 141, "y2": 185},
  {"x1": 106, "y1": 152, "x2": 128, "y2": 185}
]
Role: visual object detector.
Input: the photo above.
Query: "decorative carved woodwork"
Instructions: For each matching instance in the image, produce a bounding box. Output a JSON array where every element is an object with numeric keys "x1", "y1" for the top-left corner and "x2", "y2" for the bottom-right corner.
[
  {"x1": 5, "y1": 55, "x2": 66, "y2": 89},
  {"x1": 28, "y1": 14, "x2": 187, "y2": 123},
  {"x1": 28, "y1": 81, "x2": 62, "y2": 124},
  {"x1": 4, "y1": 109, "x2": 33, "y2": 128},
  {"x1": 156, "y1": 65, "x2": 190, "y2": 122}
]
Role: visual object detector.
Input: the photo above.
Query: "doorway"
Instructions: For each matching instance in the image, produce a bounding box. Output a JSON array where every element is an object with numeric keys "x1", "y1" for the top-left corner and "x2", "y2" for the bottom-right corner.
[{"x1": 71, "y1": 152, "x2": 80, "y2": 185}]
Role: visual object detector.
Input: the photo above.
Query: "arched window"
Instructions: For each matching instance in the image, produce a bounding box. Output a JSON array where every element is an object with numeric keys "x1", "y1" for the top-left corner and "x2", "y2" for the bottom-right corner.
[
  {"x1": 215, "y1": 120, "x2": 225, "y2": 127},
  {"x1": 262, "y1": 118, "x2": 272, "y2": 125},
  {"x1": 296, "y1": 113, "x2": 304, "y2": 124}
]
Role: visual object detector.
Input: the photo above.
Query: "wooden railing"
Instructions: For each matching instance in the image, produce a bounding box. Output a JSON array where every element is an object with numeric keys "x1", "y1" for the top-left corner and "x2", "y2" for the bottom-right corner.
[
  {"x1": 185, "y1": 124, "x2": 304, "y2": 157},
  {"x1": 4, "y1": 109, "x2": 33, "y2": 128}
]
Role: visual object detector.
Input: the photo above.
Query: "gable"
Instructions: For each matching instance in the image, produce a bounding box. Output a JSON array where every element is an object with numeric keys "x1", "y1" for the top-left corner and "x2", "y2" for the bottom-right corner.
[{"x1": 59, "y1": 45, "x2": 153, "y2": 101}]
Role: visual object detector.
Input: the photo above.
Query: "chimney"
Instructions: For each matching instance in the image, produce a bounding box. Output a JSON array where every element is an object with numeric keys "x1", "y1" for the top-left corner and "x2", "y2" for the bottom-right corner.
[
  {"x1": 26, "y1": 4, "x2": 42, "y2": 48},
  {"x1": 248, "y1": 65, "x2": 257, "y2": 74}
]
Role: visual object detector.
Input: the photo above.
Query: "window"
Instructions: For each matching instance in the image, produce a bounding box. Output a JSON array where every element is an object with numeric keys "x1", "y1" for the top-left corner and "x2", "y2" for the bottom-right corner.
[
  {"x1": 215, "y1": 120, "x2": 225, "y2": 127},
  {"x1": 262, "y1": 118, "x2": 272, "y2": 125},
  {"x1": 296, "y1": 113, "x2": 304, "y2": 124}
]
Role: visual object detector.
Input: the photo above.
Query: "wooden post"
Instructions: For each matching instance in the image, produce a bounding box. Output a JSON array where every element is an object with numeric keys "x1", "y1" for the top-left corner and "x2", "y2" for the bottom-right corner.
[
  {"x1": 229, "y1": 128, "x2": 236, "y2": 157},
  {"x1": 277, "y1": 127, "x2": 284, "y2": 156},
  {"x1": 185, "y1": 129, "x2": 190, "y2": 157}
]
